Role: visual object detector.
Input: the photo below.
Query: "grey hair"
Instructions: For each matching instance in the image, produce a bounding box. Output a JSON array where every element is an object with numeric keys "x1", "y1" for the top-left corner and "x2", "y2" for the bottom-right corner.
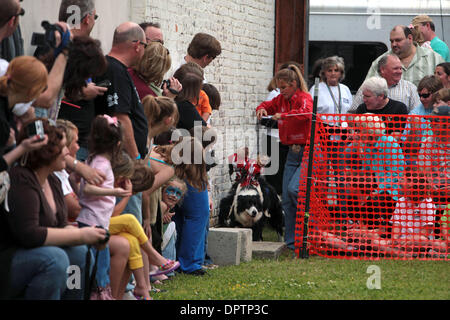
[
  {"x1": 320, "y1": 56, "x2": 346, "y2": 82},
  {"x1": 361, "y1": 77, "x2": 388, "y2": 98},
  {"x1": 377, "y1": 54, "x2": 399, "y2": 75},
  {"x1": 59, "y1": 0, "x2": 95, "y2": 22},
  {"x1": 112, "y1": 23, "x2": 145, "y2": 46}
]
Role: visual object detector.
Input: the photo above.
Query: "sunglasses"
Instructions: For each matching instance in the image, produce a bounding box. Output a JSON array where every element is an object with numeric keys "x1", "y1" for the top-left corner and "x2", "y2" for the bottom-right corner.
[
  {"x1": 165, "y1": 186, "x2": 183, "y2": 200},
  {"x1": 419, "y1": 93, "x2": 431, "y2": 98},
  {"x1": 132, "y1": 40, "x2": 148, "y2": 48}
]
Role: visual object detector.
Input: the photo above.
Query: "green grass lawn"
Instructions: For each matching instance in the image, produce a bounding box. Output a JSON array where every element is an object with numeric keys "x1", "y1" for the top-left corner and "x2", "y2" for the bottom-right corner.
[{"x1": 154, "y1": 227, "x2": 449, "y2": 300}]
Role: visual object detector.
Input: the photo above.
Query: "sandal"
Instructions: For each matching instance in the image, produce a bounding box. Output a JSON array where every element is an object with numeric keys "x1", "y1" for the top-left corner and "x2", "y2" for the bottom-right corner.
[
  {"x1": 133, "y1": 293, "x2": 153, "y2": 300},
  {"x1": 149, "y1": 260, "x2": 180, "y2": 277}
]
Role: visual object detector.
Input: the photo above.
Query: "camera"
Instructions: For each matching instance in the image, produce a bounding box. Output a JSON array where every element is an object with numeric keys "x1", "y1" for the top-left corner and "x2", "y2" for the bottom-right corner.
[
  {"x1": 31, "y1": 21, "x2": 65, "y2": 49},
  {"x1": 161, "y1": 79, "x2": 180, "y2": 95},
  {"x1": 95, "y1": 226, "x2": 110, "y2": 244},
  {"x1": 96, "y1": 79, "x2": 111, "y2": 88},
  {"x1": 26, "y1": 120, "x2": 45, "y2": 142}
]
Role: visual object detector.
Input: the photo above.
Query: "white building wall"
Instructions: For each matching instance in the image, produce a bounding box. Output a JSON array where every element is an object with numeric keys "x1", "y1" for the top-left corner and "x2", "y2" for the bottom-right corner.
[{"x1": 20, "y1": 0, "x2": 276, "y2": 223}]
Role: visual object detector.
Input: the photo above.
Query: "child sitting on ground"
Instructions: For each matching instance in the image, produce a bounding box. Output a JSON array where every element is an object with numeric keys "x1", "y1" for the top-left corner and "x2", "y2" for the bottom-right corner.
[{"x1": 160, "y1": 177, "x2": 188, "y2": 276}]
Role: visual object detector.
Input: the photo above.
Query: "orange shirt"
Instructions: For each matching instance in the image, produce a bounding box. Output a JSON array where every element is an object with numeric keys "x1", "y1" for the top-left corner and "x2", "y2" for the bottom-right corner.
[{"x1": 196, "y1": 90, "x2": 212, "y2": 116}]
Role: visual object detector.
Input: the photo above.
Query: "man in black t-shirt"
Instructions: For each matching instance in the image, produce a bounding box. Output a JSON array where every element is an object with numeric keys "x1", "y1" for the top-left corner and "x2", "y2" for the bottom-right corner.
[
  {"x1": 94, "y1": 22, "x2": 148, "y2": 159},
  {"x1": 355, "y1": 77, "x2": 408, "y2": 136}
]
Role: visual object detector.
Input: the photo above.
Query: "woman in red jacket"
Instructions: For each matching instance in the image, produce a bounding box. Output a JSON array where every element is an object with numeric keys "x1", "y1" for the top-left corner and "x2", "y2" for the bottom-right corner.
[{"x1": 256, "y1": 65, "x2": 313, "y2": 250}]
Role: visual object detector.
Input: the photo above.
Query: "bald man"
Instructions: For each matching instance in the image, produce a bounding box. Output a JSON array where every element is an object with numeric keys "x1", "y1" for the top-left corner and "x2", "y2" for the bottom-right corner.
[
  {"x1": 94, "y1": 22, "x2": 148, "y2": 159},
  {"x1": 365, "y1": 25, "x2": 444, "y2": 87}
]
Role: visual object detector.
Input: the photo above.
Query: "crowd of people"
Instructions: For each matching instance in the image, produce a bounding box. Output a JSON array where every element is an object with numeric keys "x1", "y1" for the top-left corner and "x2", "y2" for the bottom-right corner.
[
  {"x1": 0, "y1": 0, "x2": 222, "y2": 300},
  {"x1": 256, "y1": 19, "x2": 449, "y2": 256},
  {"x1": 0, "y1": 0, "x2": 448, "y2": 300}
]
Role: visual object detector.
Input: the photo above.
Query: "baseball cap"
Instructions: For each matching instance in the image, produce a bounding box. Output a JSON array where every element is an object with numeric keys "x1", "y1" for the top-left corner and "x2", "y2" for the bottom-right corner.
[{"x1": 412, "y1": 15, "x2": 433, "y2": 26}]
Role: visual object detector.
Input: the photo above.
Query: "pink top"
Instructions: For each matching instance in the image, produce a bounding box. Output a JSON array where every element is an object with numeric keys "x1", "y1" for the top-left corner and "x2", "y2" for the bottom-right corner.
[{"x1": 77, "y1": 155, "x2": 115, "y2": 229}]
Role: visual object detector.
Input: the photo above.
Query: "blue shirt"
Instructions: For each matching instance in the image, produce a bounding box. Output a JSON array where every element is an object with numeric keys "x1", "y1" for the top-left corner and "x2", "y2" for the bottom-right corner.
[{"x1": 362, "y1": 135, "x2": 405, "y2": 200}]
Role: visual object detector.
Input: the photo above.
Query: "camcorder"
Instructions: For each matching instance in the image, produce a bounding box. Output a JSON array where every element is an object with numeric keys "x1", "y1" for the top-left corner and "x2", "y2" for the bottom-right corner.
[
  {"x1": 161, "y1": 79, "x2": 180, "y2": 95},
  {"x1": 31, "y1": 21, "x2": 65, "y2": 49}
]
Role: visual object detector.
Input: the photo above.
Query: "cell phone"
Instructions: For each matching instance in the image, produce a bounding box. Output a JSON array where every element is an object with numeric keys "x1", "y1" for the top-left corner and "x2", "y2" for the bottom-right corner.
[
  {"x1": 96, "y1": 79, "x2": 111, "y2": 88},
  {"x1": 27, "y1": 120, "x2": 45, "y2": 141}
]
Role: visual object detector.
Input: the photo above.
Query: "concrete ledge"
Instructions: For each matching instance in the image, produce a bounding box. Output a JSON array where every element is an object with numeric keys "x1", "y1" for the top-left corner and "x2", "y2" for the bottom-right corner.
[
  {"x1": 252, "y1": 242, "x2": 287, "y2": 260},
  {"x1": 208, "y1": 228, "x2": 253, "y2": 266}
]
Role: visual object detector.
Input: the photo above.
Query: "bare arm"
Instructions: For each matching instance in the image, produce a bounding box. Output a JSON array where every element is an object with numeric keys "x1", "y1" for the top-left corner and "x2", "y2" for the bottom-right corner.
[
  {"x1": 114, "y1": 113, "x2": 139, "y2": 159},
  {"x1": 44, "y1": 226, "x2": 106, "y2": 247},
  {"x1": 83, "y1": 183, "x2": 132, "y2": 198}
]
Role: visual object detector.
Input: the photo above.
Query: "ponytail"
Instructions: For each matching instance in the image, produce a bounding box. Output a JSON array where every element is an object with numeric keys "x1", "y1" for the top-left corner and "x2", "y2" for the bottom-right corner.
[
  {"x1": 275, "y1": 64, "x2": 308, "y2": 92},
  {"x1": 142, "y1": 95, "x2": 179, "y2": 127}
]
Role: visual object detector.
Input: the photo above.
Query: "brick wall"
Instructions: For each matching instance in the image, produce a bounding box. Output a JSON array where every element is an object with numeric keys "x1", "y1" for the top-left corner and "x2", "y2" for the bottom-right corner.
[
  {"x1": 131, "y1": 0, "x2": 276, "y2": 223},
  {"x1": 20, "y1": 0, "x2": 276, "y2": 225}
]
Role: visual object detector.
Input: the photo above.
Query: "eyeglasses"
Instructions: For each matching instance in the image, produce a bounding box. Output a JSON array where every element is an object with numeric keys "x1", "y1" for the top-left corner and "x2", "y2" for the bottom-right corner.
[
  {"x1": 165, "y1": 186, "x2": 183, "y2": 200},
  {"x1": 146, "y1": 38, "x2": 165, "y2": 46},
  {"x1": 132, "y1": 40, "x2": 148, "y2": 48},
  {"x1": 82, "y1": 12, "x2": 98, "y2": 21},
  {"x1": 419, "y1": 93, "x2": 431, "y2": 98},
  {"x1": 13, "y1": 7, "x2": 25, "y2": 19}
]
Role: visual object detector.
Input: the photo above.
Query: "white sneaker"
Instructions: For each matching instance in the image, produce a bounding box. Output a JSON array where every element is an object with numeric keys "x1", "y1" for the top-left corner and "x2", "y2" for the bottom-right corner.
[{"x1": 122, "y1": 291, "x2": 137, "y2": 300}]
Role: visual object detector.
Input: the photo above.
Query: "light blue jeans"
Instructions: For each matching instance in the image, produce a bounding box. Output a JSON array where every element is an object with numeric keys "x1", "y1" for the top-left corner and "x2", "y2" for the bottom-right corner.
[
  {"x1": 9, "y1": 245, "x2": 88, "y2": 300},
  {"x1": 281, "y1": 147, "x2": 304, "y2": 250}
]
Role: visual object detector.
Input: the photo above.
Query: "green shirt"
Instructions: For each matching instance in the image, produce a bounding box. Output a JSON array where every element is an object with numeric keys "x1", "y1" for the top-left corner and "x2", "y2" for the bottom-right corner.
[
  {"x1": 365, "y1": 44, "x2": 445, "y2": 87},
  {"x1": 430, "y1": 36, "x2": 450, "y2": 62}
]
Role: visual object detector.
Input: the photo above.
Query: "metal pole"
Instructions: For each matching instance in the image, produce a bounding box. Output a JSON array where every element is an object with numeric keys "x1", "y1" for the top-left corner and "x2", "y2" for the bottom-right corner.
[{"x1": 299, "y1": 77, "x2": 319, "y2": 259}]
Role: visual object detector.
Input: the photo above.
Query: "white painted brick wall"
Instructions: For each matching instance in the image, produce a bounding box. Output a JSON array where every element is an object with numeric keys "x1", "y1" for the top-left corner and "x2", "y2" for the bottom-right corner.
[{"x1": 131, "y1": 0, "x2": 276, "y2": 223}]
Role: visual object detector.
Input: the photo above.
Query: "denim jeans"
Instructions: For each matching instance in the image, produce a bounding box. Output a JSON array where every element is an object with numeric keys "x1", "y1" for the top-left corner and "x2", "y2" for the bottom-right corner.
[
  {"x1": 281, "y1": 147, "x2": 304, "y2": 250},
  {"x1": 9, "y1": 245, "x2": 88, "y2": 300}
]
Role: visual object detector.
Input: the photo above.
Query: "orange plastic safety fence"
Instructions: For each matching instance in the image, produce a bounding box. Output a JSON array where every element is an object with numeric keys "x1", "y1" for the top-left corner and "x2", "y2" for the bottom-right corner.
[{"x1": 294, "y1": 114, "x2": 449, "y2": 260}]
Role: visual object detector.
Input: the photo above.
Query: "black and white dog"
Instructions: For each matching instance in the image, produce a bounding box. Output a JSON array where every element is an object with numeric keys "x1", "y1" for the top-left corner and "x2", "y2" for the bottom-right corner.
[{"x1": 218, "y1": 160, "x2": 284, "y2": 241}]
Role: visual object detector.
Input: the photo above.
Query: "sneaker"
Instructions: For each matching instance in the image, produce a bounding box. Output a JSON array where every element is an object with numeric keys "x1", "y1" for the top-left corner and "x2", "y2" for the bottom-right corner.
[
  {"x1": 122, "y1": 291, "x2": 137, "y2": 300},
  {"x1": 187, "y1": 269, "x2": 207, "y2": 276}
]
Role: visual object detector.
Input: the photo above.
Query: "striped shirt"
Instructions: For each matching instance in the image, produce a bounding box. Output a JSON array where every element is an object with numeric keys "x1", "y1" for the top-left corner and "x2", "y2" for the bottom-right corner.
[
  {"x1": 349, "y1": 79, "x2": 420, "y2": 113},
  {"x1": 365, "y1": 44, "x2": 445, "y2": 87}
]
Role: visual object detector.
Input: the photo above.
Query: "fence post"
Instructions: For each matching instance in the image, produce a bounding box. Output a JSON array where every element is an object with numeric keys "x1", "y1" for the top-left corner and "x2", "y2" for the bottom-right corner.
[{"x1": 299, "y1": 77, "x2": 320, "y2": 259}]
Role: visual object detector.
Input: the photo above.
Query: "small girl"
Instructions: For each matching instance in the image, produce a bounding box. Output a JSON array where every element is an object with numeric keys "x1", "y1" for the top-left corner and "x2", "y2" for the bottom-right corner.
[
  {"x1": 171, "y1": 136, "x2": 210, "y2": 275},
  {"x1": 109, "y1": 152, "x2": 180, "y2": 300},
  {"x1": 160, "y1": 177, "x2": 188, "y2": 273},
  {"x1": 76, "y1": 115, "x2": 132, "y2": 298},
  {"x1": 55, "y1": 119, "x2": 81, "y2": 224}
]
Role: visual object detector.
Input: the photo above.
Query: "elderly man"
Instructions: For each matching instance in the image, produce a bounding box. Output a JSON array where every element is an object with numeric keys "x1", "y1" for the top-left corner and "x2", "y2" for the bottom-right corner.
[
  {"x1": 350, "y1": 54, "x2": 420, "y2": 113},
  {"x1": 412, "y1": 15, "x2": 449, "y2": 62},
  {"x1": 354, "y1": 77, "x2": 408, "y2": 137},
  {"x1": 94, "y1": 22, "x2": 148, "y2": 160},
  {"x1": 365, "y1": 25, "x2": 444, "y2": 87}
]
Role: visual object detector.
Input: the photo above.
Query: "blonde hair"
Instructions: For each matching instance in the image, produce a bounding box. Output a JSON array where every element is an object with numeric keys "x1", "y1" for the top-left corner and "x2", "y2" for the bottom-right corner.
[
  {"x1": 142, "y1": 95, "x2": 179, "y2": 127},
  {"x1": 135, "y1": 41, "x2": 171, "y2": 86},
  {"x1": 56, "y1": 119, "x2": 78, "y2": 148},
  {"x1": 0, "y1": 56, "x2": 48, "y2": 100},
  {"x1": 275, "y1": 64, "x2": 308, "y2": 92}
]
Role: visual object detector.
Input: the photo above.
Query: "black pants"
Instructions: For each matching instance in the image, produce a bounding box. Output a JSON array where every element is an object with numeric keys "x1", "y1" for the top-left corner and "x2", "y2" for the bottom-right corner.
[{"x1": 263, "y1": 134, "x2": 289, "y2": 195}]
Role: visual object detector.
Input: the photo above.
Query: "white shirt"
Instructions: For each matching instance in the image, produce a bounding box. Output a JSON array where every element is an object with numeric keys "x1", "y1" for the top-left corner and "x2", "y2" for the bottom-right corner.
[
  {"x1": 0, "y1": 59, "x2": 9, "y2": 77},
  {"x1": 392, "y1": 197, "x2": 436, "y2": 238},
  {"x1": 309, "y1": 82, "x2": 352, "y2": 125}
]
